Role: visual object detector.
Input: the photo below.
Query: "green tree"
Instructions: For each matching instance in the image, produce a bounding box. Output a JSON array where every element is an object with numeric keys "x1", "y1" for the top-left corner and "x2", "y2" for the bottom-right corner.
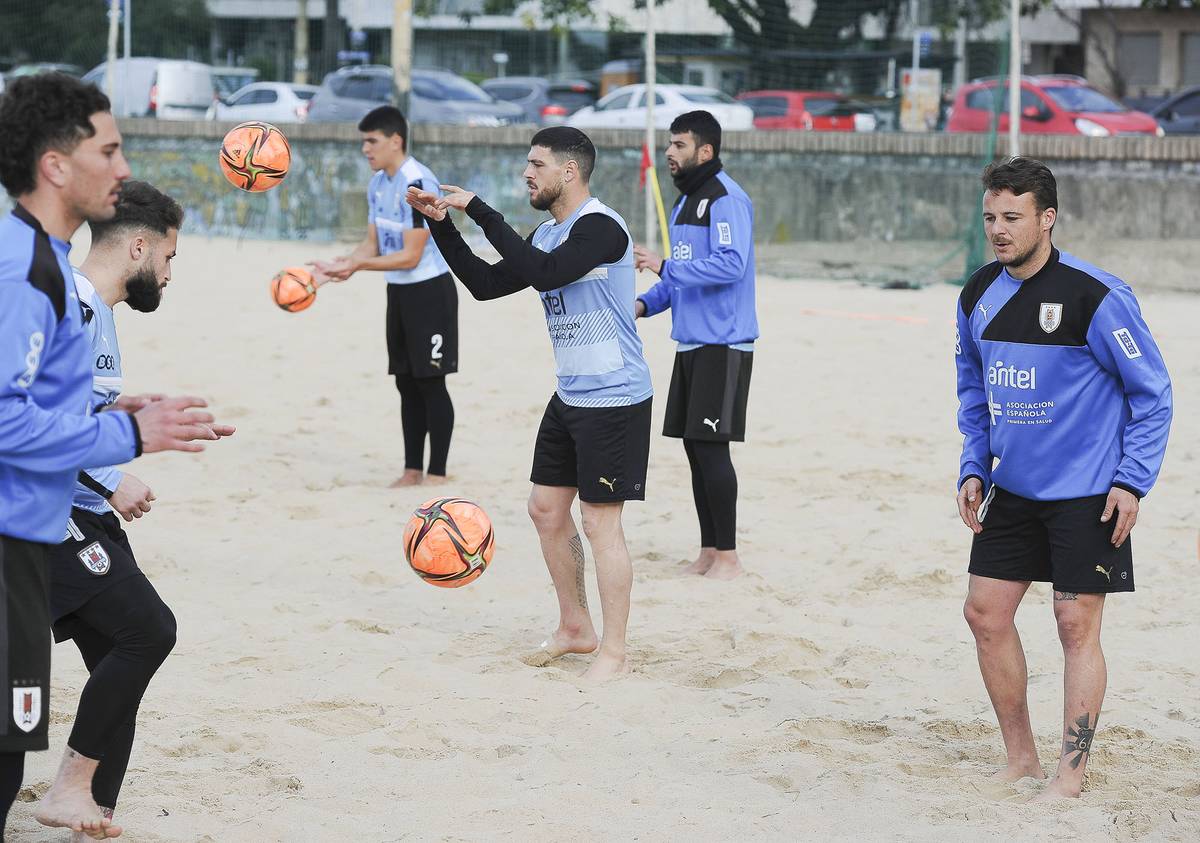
[{"x1": 0, "y1": 0, "x2": 210, "y2": 70}]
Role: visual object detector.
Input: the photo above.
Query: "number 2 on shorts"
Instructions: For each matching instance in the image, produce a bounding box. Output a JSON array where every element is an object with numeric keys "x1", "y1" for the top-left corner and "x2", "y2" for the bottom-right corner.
[{"x1": 430, "y1": 333, "x2": 443, "y2": 360}]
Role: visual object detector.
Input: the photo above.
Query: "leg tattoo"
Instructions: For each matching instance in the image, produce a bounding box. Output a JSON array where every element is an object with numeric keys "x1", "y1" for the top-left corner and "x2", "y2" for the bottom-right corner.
[
  {"x1": 1054, "y1": 591, "x2": 1079, "y2": 601},
  {"x1": 569, "y1": 533, "x2": 587, "y2": 610},
  {"x1": 1064, "y1": 712, "x2": 1096, "y2": 769}
]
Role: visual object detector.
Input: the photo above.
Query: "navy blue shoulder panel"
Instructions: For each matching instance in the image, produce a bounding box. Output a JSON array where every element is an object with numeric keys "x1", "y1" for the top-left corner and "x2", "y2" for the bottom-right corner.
[{"x1": 11, "y1": 204, "x2": 67, "y2": 321}]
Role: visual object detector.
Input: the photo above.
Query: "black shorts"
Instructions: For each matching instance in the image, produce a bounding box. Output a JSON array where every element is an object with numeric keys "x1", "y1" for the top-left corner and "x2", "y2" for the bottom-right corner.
[
  {"x1": 386, "y1": 273, "x2": 459, "y2": 379},
  {"x1": 0, "y1": 535, "x2": 51, "y2": 752},
  {"x1": 50, "y1": 509, "x2": 143, "y2": 642},
  {"x1": 969, "y1": 486, "x2": 1134, "y2": 594},
  {"x1": 663, "y1": 345, "x2": 753, "y2": 441},
  {"x1": 530, "y1": 394, "x2": 652, "y2": 503}
]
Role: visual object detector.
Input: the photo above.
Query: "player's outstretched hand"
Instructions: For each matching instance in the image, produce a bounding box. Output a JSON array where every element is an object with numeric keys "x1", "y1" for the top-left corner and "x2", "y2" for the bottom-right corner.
[
  {"x1": 133, "y1": 396, "x2": 233, "y2": 454},
  {"x1": 633, "y1": 245, "x2": 664, "y2": 275},
  {"x1": 111, "y1": 393, "x2": 165, "y2": 413},
  {"x1": 308, "y1": 258, "x2": 352, "y2": 282},
  {"x1": 437, "y1": 185, "x2": 477, "y2": 212},
  {"x1": 109, "y1": 473, "x2": 155, "y2": 522},
  {"x1": 1101, "y1": 486, "x2": 1138, "y2": 547},
  {"x1": 957, "y1": 477, "x2": 984, "y2": 534},
  {"x1": 406, "y1": 186, "x2": 447, "y2": 222}
]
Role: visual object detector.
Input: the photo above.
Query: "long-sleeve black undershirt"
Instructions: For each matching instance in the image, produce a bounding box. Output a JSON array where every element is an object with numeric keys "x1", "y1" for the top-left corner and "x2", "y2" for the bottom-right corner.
[{"x1": 426, "y1": 196, "x2": 628, "y2": 301}]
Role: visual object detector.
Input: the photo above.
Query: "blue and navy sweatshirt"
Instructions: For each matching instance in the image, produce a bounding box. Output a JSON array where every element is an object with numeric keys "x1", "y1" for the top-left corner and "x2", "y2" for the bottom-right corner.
[
  {"x1": 0, "y1": 205, "x2": 139, "y2": 544},
  {"x1": 637, "y1": 161, "x2": 759, "y2": 347},
  {"x1": 956, "y1": 248, "x2": 1172, "y2": 501}
]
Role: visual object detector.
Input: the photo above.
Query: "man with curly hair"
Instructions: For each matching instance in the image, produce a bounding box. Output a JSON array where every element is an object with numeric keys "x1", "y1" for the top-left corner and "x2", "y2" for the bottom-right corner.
[{"x1": 0, "y1": 73, "x2": 232, "y2": 839}]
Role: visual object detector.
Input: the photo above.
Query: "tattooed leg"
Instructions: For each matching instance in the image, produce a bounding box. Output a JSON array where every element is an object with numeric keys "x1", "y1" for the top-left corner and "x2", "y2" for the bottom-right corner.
[
  {"x1": 1036, "y1": 592, "x2": 1107, "y2": 800},
  {"x1": 523, "y1": 485, "x2": 597, "y2": 667}
]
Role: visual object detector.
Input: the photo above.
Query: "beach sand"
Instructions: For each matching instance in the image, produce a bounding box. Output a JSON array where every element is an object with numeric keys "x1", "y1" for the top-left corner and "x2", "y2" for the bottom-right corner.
[{"x1": 11, "y1": 234, "x2": 1199, "y2": 841}]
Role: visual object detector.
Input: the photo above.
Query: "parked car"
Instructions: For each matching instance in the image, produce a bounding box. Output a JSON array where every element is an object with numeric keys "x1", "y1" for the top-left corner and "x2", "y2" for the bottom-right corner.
[
  {"x1": 946, "y1": 75, "x2": 1162, "y2": 136},
  {"x1": 736, "y1": 90, "x2": 876, "y2": 131},
  {"x1": 207, "y1": 82, "x2": 318, "y2": 123},
  {"x1": 306, "y1": 65, "x2": 523, "y2": 126},
  {"x1": 82, "y1": 58, "x2": 215, "y2": 120},
  {"x1": 480, "y1": 77, "x2": 597, "y2": 125},
  {"x1": 1146, "y1": 86, "x2": 1200, "y2": 135},
  {"x1": 567, "y1": 84, "x2": 754, "y2": 131}
]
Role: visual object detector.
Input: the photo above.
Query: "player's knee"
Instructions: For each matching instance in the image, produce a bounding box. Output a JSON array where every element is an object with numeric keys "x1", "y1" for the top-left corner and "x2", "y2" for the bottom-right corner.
[
  {"x1": 1053, "y1": 608, "x2": 1097, "y2": 651},
  {"x1": 527, "y1": 496, "x2": 564, "y2": 533},
  {"x1": 141, "y1": 606, "x2": 178, "y2": 664},
  {"x1": 963, "y1": 598, "x2": 1008, "y2": 640},
  {"x1": 579, "y1": 508, "x2": 617, "y2": 543}
]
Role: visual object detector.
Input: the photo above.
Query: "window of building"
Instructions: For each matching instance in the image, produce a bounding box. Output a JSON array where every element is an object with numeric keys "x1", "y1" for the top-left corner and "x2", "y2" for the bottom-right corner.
[
  {"x1": 1183, "y1": 33, "x2": 1200, "y2": 86},
  {"x1": 1117, "y1": 32, "x2": 1161, "y2": 87}
]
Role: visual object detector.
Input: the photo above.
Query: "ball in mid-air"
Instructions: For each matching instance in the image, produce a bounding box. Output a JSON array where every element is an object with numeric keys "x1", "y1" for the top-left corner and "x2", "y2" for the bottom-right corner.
[
  {"x1": 404, "y1": 497, "x2": 495, "y2": 588},
  {"x1": 270, "y1": 266, "x2": 317, "y2": 312},
  {"x1": 220, "y1": 121, "x2": 290, "y2": 192}
]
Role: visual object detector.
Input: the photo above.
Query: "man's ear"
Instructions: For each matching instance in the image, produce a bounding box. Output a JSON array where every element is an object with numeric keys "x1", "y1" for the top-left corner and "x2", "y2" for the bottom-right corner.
[
  {"x1": 39, "y1": 150, "x2": 71, "y2": 190},
  {"x1": 1042, "y1": 207, "x2": 1057, "y2": 231},
  {"x1": 129, "y1": 235, "x2": 146, "y2": 262}
]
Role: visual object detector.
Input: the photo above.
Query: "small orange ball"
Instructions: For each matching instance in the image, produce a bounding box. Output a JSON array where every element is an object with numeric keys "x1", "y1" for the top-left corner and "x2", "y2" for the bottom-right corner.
[
  {"x1": 404, "y1": 497, "x2": 495, "y2": 588},
  {"x1": 220, "y1": 121, "x2": 291, "y2": 192},
  {"x1": 270, "y1": 267, "x2": 317, "y2": 312}
]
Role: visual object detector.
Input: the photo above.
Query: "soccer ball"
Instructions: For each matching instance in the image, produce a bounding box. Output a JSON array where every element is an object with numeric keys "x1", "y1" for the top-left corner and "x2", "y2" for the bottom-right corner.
[
  {"x1": 219, "y1": 121, "x2": 290, "y2": 192},
  {"x1": 404, "y1": 497, "x2": 495, "y2": 588},
  {"x1": 270, "y1": 267, "x2": 317, "y2": 312}
]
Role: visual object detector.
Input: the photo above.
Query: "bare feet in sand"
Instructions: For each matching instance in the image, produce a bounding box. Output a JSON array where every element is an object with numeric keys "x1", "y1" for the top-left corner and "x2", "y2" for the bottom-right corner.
[
  {"x1": 683, "y1": 549, "x2": 715, "y2": 575},
  {"x1": 71, "y1": 808, "x2": 115, "y2": 843},
  {"x1": 582, "y1": 650, "x2": 630, "y2": 682},
  {"x1": 990, "y1": 760, "x2": 1046, "y2": 783},
  {"x1": 388, "y1": 469, "x2": 424, "y2": 488},
  {"x1": 36, "y1": 751, "x2": 121, "y2": 840},
  {"x1": 703, "y1": 552, "x2": 744, "y2": 580},
  {"x1": 520, "y1": 625, "x2": 599, "y2": 667},
  {"x1": 1031, "y1": 777, "x2": 1082, "y2": 801},
  {"x1": 423, "y1": 473, "x2": 450, "y2": 486}
]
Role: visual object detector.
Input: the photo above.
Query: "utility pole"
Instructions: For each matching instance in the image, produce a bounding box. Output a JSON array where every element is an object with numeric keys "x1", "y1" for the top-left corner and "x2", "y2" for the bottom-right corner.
[
  {"x1": 105, "y1": 0, "x2": 120, "y2": 106},
  {"x1": 295, "y1": 0, "x2": 309, "y2": 84},
  {"x1": 1009, "y1": 0, "x2": 1021, "y2": 156},
  {"x1": 323, "y1": 0, "x2": 341, "y2": 78},
  {"x1": 644, "y1": 0, "x2": 656, "y2": 249},
  {"x1": 392, "y1": 0, "x2": 413, "y2": 114}
]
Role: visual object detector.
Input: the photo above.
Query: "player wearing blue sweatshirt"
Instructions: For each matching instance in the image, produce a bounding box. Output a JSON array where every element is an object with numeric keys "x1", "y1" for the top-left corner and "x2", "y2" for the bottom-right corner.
[
  {"x1": 409, "y1": 127, "x2": 651, "y2": 682},
  {"x1": 0, "y1": 75, "x2": 232, "y2": 839},
  {"x1": 956, "y1": 158, "x2": 1172, "y2": 800},
  {"x1": 634, "y1": 111, "x2": 758, "y2": 581}
]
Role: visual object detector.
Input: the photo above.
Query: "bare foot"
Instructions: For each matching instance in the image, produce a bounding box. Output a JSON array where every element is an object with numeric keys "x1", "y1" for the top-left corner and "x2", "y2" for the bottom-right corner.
[
  {"x1": 990, "y1": 761, "x2": 1046, "y2": 783},
  {"x1": 71, "y1": 809, "x2": 115, "y2": 843},
  {"x1": 682, "y1": 550, "x2": 715, "y2": 575},
  {"x1": 423, "y1": 473, "x2": 450, "y2": 486},
  {"x1": 581, "y1": 651, "x2": 630, "y2": 682},
  {"x1": 36, "y1": 789, "x2": 121, "y2": 840},
  {"x1": 1032, "y1": 777, "x2": 1081, "y2": 801},
  {"x1": 388, "y1": 469, "x2": 423, "y2": 488},
  {"x1": 703, "y1": 558, "x2": 744, "y2": 580},
  {"x1": 520, "y1": 626, "x2": 598, "y2": 667}
]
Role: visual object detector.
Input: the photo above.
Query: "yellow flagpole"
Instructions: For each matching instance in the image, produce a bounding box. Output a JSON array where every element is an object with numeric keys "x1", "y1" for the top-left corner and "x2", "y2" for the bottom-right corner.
[{"x1": 646, "y1": 165, "x2": 670, "y2": 256}]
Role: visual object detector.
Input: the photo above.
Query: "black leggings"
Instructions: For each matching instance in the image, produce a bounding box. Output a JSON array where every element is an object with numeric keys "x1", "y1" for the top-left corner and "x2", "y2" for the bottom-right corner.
[
  {"x1": 0, "y1": 752, "x2": 23, "y2": 838},
  {"x1": 683, "y1": 439, "x2": 739, "y2": 551},
  {"x1": 63, "y1": 574, "x2": 176, "y2": 810},
  {"x1": 395, "y1": 374, "x2": 454, "y2": 476}
]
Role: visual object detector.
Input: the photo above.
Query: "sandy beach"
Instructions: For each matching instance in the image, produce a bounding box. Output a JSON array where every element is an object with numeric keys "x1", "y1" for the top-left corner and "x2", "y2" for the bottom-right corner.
[{"x1": 10, "y1": 233, "x2": 1199, "y2": 842}]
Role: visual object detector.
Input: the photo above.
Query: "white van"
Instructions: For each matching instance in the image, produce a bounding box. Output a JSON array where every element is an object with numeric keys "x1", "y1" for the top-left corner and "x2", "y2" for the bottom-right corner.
[{"x1": 83, "y1": 58, "x2": 216, "y2": 120}]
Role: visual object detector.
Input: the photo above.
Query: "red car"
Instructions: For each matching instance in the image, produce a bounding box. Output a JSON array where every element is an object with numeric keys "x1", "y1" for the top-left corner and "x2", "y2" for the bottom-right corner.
[
  {"x1": 946, "y1": 76, "x2": 1162, "y2": 136},
  {"x1": 736, "y1": 90, "x2": 874, "y2": 131}
]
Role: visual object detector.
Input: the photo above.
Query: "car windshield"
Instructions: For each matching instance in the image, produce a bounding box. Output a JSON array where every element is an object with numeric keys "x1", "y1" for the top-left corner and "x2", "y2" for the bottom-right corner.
[
  {"x1": 682, "y1": 90, "x2": 736, "y2": 105},
  {"x1": 295, "y1": 89, "x2": 317, "y2": 100},
  {"x1": 1042, "y1": 85, "x2": 1125, "y2": 114},
  {"x1": 415, "y1": 74, "x2": 492, "y2": 103},
  {"x1": 804, "y1": 97, "x2": 846, "y2": 116}
]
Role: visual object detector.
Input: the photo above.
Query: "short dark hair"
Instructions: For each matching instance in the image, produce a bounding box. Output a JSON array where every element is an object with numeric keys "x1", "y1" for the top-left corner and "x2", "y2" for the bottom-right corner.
[
  {"x1": 358, "y1": 106, "x2": 409, "y2": 147},
  {"x1": 981, "y1": 157, "x2": 1058, "y2": 214},
  {"x1": 90, "y1": 180, "x2": 184, "y2": 244},
  {"x1": 669, "y1": 110, "x2": 722, "y2": 157},
  {"x1": 0, "y1": 73, "x2": 111, "y2": 197},
  {"x1": 529, "y1": 126, "x2": 596, "y2": 182}
]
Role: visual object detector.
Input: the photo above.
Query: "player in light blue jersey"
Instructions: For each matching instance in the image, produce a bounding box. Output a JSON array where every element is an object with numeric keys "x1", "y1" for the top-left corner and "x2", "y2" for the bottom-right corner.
[
  {"x1": 956, "y1": 159, "x2": 1171, "y2": 800},
  {"x1": 310, "y1": 106, "x2": 458, "y2": 487},
  {"x1": 42, "y1": 182, "x2": 205, "y2": 838},
  {"x1": 408, "y1": 127, "x2": 652, "y2": 682}
]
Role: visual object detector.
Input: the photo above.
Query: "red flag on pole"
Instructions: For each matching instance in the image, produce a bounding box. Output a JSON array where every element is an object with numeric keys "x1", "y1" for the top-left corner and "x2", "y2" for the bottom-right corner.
[{"x1": 638, "y1": 143, "x2": 652, "y2": 188}]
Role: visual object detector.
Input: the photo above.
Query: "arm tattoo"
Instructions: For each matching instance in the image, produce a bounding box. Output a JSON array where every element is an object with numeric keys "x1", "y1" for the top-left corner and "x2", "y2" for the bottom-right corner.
[
  {"x1": 569, "y1": 533, "x2": 587, "y2": 609},
  {"x1": 1054, "y1": 591, "x2": 1079, "y2": 601},
  {"x1": 1064, "y1": 712, "x2": 1096, "y2": 769}
]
